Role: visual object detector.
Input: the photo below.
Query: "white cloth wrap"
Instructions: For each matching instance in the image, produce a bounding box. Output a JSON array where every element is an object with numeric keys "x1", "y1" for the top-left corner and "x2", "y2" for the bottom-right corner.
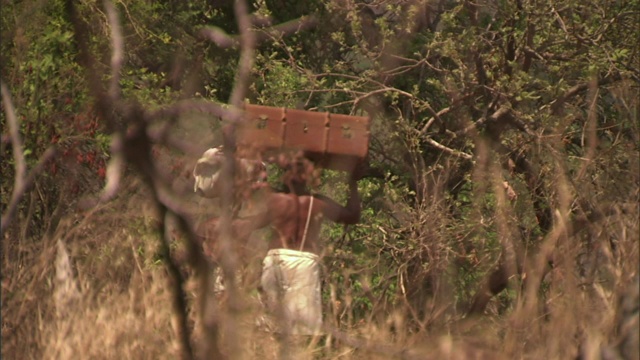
[
  {"x1": 193, "y1": 170, "x2": 220, "y2": 197},
  {"x1": 260, "y1": 249, "x2": 322, "y2": 335},
  {"x1": 193, "y1": 147, "x2": 267, "y2": 198},
  {"x1": 193, "y1": 148, "x2": 224, "y2": 198}
]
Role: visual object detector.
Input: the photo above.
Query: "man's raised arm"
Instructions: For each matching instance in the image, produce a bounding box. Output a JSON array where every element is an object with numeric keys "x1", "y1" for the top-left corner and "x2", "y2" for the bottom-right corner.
[{"x1": 318, "y1": 174, "x2": 361, "y2": 225}]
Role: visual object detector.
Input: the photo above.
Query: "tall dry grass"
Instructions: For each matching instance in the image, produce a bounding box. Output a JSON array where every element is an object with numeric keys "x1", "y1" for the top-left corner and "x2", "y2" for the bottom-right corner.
[{"x1": 2, "y1": 152, "x2": 638, "y2": 360}]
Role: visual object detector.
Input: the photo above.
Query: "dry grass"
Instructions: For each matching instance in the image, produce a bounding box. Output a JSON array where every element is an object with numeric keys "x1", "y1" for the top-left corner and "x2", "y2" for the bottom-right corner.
[
  {"x1": 2, "y1": 160, "x2": 638, "y2": 360},
  {"x1": 42, "y1": 270, "x2": 178, "y2": 360},
  {"x1": 2, "y1": 187, "x2": 638, "y2": 360}
]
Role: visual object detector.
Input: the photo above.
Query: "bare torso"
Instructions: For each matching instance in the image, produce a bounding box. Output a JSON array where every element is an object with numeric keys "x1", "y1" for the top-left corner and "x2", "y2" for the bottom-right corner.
[
  {"x1": 197, "y1": 177, "x2": 360, "y2": 260},
  {"x1": 264, "y1": 193, "x2": 326, "y2": 254}
]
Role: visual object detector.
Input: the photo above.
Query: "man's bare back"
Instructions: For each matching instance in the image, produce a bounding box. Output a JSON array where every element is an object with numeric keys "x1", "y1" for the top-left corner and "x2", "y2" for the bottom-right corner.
[
  {"x1": 197, "y1": 172, "x2": 360, "y2": 261},
  {"x1": 233, "y1": 178, "x2": 360, "y2": 254}
]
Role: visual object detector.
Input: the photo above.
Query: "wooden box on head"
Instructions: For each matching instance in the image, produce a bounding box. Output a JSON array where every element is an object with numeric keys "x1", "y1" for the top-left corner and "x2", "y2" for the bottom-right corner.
[
  {"x1": 322, "y1": 113, "x2": 370, "y2": 172},
  {"x1": 236, "y1": 104, "x2": 371, "y2": 174},
  {"x1": 283, "y1": 108, "x2": 329, "y2": 165},
  {"x1": 236, "y1": 104, "x2": 286, "y2": 161}
]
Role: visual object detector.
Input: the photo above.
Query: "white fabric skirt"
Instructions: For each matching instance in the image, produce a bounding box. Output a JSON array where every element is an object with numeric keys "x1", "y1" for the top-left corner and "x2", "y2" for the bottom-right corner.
[{"x1": 260, "y1": 249, "x2": 322, "y2": 335}]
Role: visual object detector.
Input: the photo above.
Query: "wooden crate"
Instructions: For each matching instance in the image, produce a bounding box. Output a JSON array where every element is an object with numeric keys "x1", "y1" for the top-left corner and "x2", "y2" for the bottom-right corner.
[
  {"x1": 318, "y1": 113, "x2": 370, "y2": 171},
  {"x1": 283, "y1": 108, "x2": 329, "y2": 156},
  {"x1": 326, "y1": 113, "x2": 370, "y2": 158},
  {"x1": 237, "y1": 104, "x2": 286, "y2": 156},
  {"x1": 237, "y1": 104, "x2": 370, "y2": 171}
]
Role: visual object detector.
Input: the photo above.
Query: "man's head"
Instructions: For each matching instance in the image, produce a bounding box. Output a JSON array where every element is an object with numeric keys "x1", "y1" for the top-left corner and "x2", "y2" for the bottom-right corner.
[{"x1": 276, "y1": 156, "x2": 320, "y2": 195}]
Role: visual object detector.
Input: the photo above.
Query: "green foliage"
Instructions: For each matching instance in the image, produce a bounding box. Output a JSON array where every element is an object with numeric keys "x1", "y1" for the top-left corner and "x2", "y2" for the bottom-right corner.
[
  {"x1": 2, "y1": 0, "x2": 638, "y2": 357},
  {"x1": 253, "y1": 55, "x2": 309, "y2": 107}
]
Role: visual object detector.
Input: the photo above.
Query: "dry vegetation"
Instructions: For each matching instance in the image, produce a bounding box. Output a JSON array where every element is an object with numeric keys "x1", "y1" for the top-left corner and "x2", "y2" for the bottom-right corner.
[
  {"x1": 3, "y1": 182, "x2": 638, "y2": 358},
  {"x1": 3, "y1": 130, "x2": 637, "y2": 360},
  {"x1": 2, "y1": 0, "x2": 639, "y2": 359}
]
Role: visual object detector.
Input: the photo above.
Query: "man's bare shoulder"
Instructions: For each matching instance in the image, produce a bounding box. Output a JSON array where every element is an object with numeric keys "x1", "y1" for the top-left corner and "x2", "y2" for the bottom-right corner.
[{"x1": 264, "y1": 192, "x2": 299, "y2": 210}]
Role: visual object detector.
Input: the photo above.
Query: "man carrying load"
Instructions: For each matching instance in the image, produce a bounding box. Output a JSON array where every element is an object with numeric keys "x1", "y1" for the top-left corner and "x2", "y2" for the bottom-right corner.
[
  {"x1": 241, "y1": 162, "x2": 361, "y2": 336},
  {"x1": 194, "y1": 149, "x2": 362, "y2": 336},
  {"x1": 193, "y1": 104, "x2": 369, "y2": 336}
]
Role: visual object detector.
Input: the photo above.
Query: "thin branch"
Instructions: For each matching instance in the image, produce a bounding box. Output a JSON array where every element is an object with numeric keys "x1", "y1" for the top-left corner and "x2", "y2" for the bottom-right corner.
[
  {"x1": 419, "y1": 106, "x2": 451, "y2": 135},
  {"x1": 204, "y1": 2, "x2": 256, "y2": 359},
  {"x1": 229, "y1": 0, "x2": 256, "y2": 108},
  {"x1": 550, "y1": 74, "x2": 621, "y2": 115},
  {"x1": 200, "y1": 26, "x2": 236, "y2": 48},
  {"x1": 550, "y1": 83, "x2": 589, "y2": 115},
  {"x1": 1, "y1": 83, "x2": 58, "y2": 237},
  {"x1": 104, "y1": 0, "x2": 124, "y2": 102},
  {"x1": 424, "y1": 137, "x2": 473, "y2": 160},
  {"x1": 99, "y1": 133, "x2": 124, "y2": 202},
  {"x1": 146, "y1": 129, "x2": 204, "y2": 158},
  {"x1": 66, "y1": 0, "x2": 114, "y2": 131},
  {"x1": 1, "y1": 146, "x2": 57, "y2": 237},
  {"x1": 456, "y1": 106, "x2": 514, "y2": 137},
  {"x1": 576, "y1": 77, "x2": 599, "y2": 180},
  {"x1": 313, "y1": 72, "x2": 397, "y2": 91},
  {"x1": 124, "y1": 117, "x2": 199, "y2": 360},
  {"x1": 2, "y1": 82, "x2": 26, "y2": 186},
  {"x1": 200, "y1": 15, "x2": 317, "y2": 49},
  {"x1": 359, "y1": 86, "x2": 415, "y2": 102},
  {"x1": 157, "y1": 209, "x2": 196, "y2": 360},
  {"x1": 263, "y1": 15, "x2": 317, "y2": 38},
  {"x1": 68, "y1": 2, "x2": 200, "y2": 357}
]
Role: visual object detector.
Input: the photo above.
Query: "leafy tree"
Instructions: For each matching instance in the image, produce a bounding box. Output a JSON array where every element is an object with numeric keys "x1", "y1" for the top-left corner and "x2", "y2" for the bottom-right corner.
[{"x1": 1, "y1": 0, "x2": 637, "y2": 358}]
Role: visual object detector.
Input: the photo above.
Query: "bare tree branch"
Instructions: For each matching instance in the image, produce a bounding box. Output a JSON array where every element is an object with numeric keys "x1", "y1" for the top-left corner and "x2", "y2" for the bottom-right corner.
[
  {"x1": 146, "y1": 128, "x2": 204, "y2": 158},
  {"x1": 258, "y1": 15, "x2": 317, "y2": 39},
  {"x1": 122, "y1": 115, "x2": 200, "y2": 360},
  {"x1": 200, "y1": 15, "x2": 317, "y2": 49},
  {"x1": 424, "y1": 137, "x2": 473, "y2": 160},
  {"x1": 419, "y1": 106, "x2": 451, "y2": 135},
  {"x1": 2, "y1": 82, "x2": 26, "y2": 188},
  {"x1": 456, "y1": 106, "x2": 515, "y2": 137},
  {"x1": 200, "y1": 2, "x2": 257, "y2": 359},
  {"x1": 550, "y1": 74, "x2": 621, "y2": 115},
  {"x1": 157, "y1": 209, "x2": 196, "y2": 360},
  {"x1": 66, "y1": 2, "x2": 205, "y2": 358},
  {"x1": 99, "y1": 133, "x2": 124, "y2": 202},
  {"x1": 65, "y1": 0, "x2": 115, "y2": 132},
  {"x1": 229, "y1": 0, "x2": 256, "y2": 109},
  {"x1": 1, "y1": 146, "x2": 57, "y2": 237},
  {"x1": 105, "y1": 0, "x2": 124, "y2": 102},
  {"x1": 200, "y1": 26, "x2": 236, "y2": 48},
  {"x1": 1, "y1": 82, "x2": 58, "y2": 237}
]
